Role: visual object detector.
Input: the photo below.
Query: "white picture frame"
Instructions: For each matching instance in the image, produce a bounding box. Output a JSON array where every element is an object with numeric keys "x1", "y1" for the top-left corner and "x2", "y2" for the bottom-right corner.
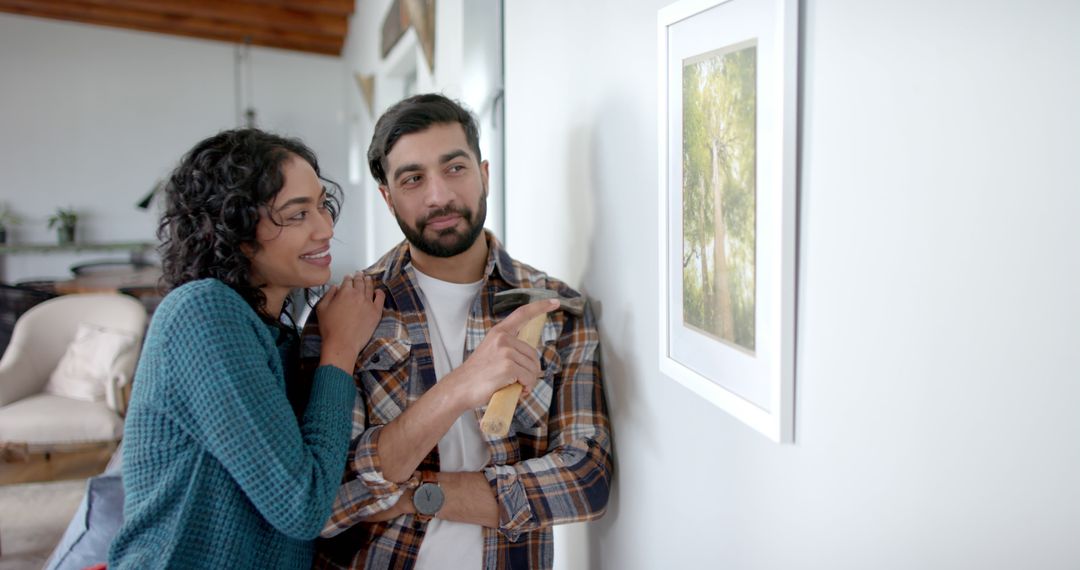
[{"x1": 657, "y1": 0, "x2": 798, "y2": 443}]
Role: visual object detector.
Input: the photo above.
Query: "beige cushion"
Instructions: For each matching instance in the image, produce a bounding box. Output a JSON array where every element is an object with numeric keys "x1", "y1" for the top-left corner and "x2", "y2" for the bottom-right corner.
[
  {"x1": 44, "y1": 323, "x2": 137, "y2": 402},
  {"x1": 0, "y1": 394, "x2": 123, "y2": 445}
]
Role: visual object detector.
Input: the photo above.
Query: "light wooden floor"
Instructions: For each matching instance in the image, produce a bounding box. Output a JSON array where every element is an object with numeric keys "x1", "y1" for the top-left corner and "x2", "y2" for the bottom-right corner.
[{"x1": 0, "y1": 446, "x2": 113, "y2": 486}]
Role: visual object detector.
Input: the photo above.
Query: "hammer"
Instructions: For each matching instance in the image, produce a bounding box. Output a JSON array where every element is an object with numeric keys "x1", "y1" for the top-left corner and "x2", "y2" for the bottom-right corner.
[{"x1": 479, "y1": 288, "x2": 586, "y2": 436}]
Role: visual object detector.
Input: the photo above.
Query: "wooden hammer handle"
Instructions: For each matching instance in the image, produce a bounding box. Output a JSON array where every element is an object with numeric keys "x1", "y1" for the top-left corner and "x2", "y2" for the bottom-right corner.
[{"x1": 480, "y1": 313, "x2": 547, "y2": 436}]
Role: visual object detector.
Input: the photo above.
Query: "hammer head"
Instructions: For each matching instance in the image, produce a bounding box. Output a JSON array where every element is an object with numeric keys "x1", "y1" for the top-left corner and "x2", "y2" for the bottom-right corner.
[{"x1": 493, "y1": 288, "x2": 585, "y2": 316}]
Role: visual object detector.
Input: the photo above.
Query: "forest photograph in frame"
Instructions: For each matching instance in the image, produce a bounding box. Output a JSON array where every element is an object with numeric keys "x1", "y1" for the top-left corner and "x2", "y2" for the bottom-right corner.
[{"x1": 681, "y1": 40, "x2": 757, "y2": 354}]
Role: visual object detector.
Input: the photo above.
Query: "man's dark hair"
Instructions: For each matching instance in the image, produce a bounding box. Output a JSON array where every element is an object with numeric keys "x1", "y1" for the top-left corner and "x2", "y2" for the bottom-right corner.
[
  {"x1": 367, "y1": 93, "x2": 482, "y2": 186},
  {"x1": 158, "y1": 128, "x2": 341, "y2": 318}
]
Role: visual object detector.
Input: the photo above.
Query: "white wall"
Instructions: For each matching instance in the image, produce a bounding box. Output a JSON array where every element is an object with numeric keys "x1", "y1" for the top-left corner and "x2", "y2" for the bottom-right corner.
[
  {"x1": 505, "y1": 1, "x2": 1080, "y2": 569},
  {"x1": 0, "y1": 14, "x2": 353, "y2": 282}
]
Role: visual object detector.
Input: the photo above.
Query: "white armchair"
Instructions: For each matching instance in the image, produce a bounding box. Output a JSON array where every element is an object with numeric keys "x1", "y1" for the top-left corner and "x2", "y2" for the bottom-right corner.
[{"x1": 0, "y1": 294, "x2": 147, "y2": 454}]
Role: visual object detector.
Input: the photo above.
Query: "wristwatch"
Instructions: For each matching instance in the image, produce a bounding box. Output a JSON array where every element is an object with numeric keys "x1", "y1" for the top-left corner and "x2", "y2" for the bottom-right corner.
[{"x1": 412, "y1": 471, "x2": 444, "y2": 518}]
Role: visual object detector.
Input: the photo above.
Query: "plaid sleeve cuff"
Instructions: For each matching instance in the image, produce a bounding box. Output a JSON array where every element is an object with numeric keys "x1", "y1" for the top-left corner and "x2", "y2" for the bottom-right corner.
[
  {"x1": 353, "y1": 425, "x2": 401, "y2": 496},
  {"x1": 484, "y1": 463, "x2": 538, "y2": 541},
  {"x1": 319, "y1": 425, "x2": 408, "y2": 537}
]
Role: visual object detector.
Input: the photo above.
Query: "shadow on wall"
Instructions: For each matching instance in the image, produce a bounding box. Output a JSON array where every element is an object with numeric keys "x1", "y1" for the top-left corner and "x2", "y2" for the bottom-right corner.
[
  {"x1": 561, "y1": 125, "x2": 595, "y2": 288},
  {"x1": 574, "y1": 93, "x2": 655, "y2": 570}
]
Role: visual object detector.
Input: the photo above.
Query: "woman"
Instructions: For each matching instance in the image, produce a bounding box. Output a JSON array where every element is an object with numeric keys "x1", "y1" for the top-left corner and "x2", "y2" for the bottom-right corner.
[{"x1": 108, "y1": 129, "x2": 383, "y2": 568}]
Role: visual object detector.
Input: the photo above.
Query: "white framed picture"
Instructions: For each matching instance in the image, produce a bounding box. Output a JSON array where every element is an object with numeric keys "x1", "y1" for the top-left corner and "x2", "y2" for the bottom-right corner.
[{"x1": 657, "y1": 0, "x2": 798, "y2": 443}]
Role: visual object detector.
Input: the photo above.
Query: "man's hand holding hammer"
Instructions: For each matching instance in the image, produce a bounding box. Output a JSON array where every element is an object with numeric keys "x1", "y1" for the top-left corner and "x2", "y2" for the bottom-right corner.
[
  {"x1": 442, "y1": 298, "x2": 557, "y2": 411},
  {"x1": 369, "y1": 298, "x2": 559, "y2": 527}
]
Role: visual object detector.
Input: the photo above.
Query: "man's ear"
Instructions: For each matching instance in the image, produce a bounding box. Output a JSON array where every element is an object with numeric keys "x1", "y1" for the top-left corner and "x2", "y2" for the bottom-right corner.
[
  {"x1": 378, "y1": 184, "x2": 395, "y2": 214},
  {"x1": 480, "y1": 160, "x2": 490, "y2": 190}
]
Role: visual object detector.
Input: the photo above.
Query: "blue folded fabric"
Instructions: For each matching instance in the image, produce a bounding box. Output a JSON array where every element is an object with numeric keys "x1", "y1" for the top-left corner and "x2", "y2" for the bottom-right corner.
[{"x1": 43, "y1": 472, "x2": 125, "y2": 570}]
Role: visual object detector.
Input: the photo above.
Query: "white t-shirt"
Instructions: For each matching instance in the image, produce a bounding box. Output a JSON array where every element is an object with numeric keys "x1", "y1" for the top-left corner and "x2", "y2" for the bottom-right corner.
[{"x1": 412, "y1": 266, "x2": 489, "y2": 570}]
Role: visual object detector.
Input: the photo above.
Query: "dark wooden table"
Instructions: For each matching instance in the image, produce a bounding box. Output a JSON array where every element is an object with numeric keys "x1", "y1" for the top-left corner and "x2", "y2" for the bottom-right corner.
[{"x1": 54, "y1": 266, "x2": 163, "y2": 295}]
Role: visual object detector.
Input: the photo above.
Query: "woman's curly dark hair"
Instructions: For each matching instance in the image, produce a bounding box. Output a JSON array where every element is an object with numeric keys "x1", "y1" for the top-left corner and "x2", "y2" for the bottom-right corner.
[{"x1": 158, "y1": 128, "x2": 342, "y2": 318}]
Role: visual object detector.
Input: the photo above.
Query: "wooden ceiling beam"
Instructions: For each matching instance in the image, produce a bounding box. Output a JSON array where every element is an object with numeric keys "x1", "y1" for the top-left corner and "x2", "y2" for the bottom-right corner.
[
  {"x1": 0, "y1": 0, "x2": 344, "y2": 55},
  {"x1": 69, "y1": 0, "x2": 348, "y2": 38},
  {"x1": 238, "y1": 0, "x2": 354, "y2": 17}
]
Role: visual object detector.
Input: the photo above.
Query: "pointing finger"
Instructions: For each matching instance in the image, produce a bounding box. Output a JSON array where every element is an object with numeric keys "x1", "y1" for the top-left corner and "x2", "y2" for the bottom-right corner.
[{"x1": 494, "y1": 298, "x2": 559, "y2": 336}]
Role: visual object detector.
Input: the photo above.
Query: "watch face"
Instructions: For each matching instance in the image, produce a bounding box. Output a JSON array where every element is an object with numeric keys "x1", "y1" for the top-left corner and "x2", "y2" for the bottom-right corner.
[{"x1": 414, "y1": 482, "x2": 445, "y2": 516}]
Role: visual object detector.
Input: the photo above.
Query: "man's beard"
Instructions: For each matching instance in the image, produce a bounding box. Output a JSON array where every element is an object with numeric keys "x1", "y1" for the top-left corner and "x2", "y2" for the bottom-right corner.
[{"x1": 396, "y1": 190, "x2": 487, "y2": 258}]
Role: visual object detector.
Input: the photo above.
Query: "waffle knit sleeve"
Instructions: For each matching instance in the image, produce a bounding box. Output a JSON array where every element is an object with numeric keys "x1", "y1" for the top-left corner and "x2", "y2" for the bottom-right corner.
[{"x1": 162, "y1": 282, "x2": 355, "y2": 539}]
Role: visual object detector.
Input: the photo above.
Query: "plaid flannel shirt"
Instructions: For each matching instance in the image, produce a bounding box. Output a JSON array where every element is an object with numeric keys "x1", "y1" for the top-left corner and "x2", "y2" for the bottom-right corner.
[{"x1": 302, "y1": 232, "x2": 613, "y2": 570}]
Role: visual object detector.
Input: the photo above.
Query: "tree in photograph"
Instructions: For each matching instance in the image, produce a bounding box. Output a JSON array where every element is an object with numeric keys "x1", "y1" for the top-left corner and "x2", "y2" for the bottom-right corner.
[
  {"x1": 683, "y1": 61, "x2": 713, "y2": 334},
  {"x1": 682, "y1": 44, "x2": 757, "y2": 350}
]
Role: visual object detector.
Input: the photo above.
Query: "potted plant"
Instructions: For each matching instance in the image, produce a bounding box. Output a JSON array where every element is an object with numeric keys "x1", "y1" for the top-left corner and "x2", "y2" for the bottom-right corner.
[
  {"x1": 48, "y1": 207, "x2": 78, "y2": 245},
  {"x1": 0, "y1": 203, "x2": 19, "y2": 245}
]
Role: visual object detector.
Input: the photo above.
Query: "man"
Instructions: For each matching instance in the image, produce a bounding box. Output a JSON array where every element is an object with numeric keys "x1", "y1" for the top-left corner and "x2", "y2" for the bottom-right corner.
[{"x1": 306, "y1": 93, "x2": 612, "y2": 569}]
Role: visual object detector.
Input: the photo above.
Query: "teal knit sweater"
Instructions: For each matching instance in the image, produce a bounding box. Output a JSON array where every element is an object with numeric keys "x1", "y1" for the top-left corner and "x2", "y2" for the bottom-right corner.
[{"x1": 108, "y1": 279, "x2": 354, "y2": 569}]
